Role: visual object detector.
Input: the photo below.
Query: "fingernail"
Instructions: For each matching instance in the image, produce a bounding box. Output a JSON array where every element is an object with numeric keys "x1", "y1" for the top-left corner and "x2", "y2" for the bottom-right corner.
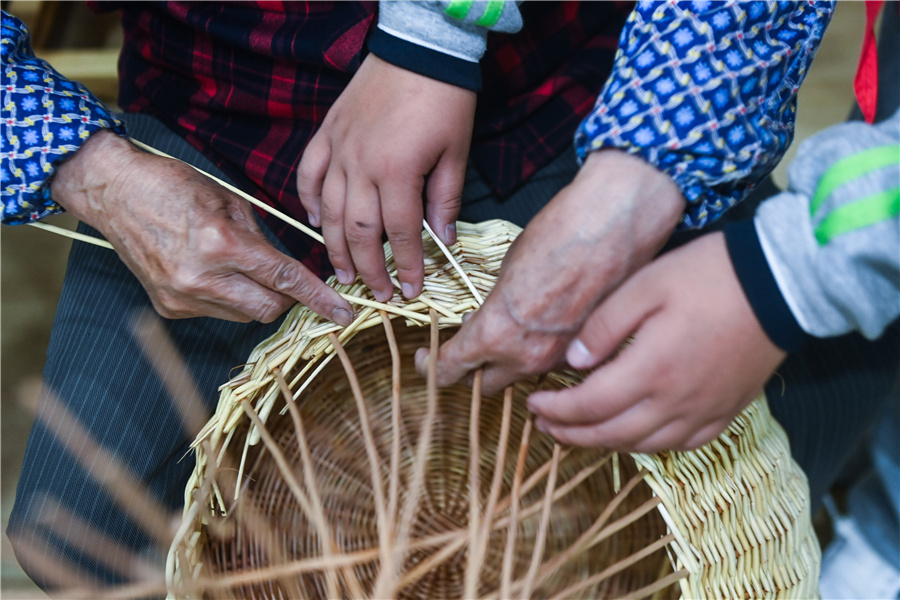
[
  {"x1": 534, "y1": 417, "x2": 549, "y2": 434},
  {"x1": 374, "y1": 288, "x2": 393, "y2": 303},
  {"x1": 566, "y1": 338, "x2": 594, "y2": 369},
  {"x1": 335, "y1": 269, "x2": 352, "y2": 285},
  {"x1": 462, "y1": 310, "x2": 474, "y2": 324},
  {"x1": 401, "y1": 282, "x2": 416, "y2": 299},
  {"x1": 444, "y1": 223, "x2": 457, "y2": 245},
  {"x1": 307, "y1": 212, "x2": 320, "y2": 227},
  {"x1": 332, "y1": 307, "x2": 353, "y2": 327}
]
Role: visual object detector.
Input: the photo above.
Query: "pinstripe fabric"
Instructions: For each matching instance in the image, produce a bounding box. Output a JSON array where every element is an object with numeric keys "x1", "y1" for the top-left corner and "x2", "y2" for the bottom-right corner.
[
  {"x1": 7, "y1": 114, "x2": 287, "y2": 588},
  {"x1": 766, "y1": 321, "x2": 900, "y2": 509}
]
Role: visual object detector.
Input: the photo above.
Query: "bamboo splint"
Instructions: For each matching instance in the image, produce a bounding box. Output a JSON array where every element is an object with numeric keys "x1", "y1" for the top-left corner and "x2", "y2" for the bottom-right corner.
[
  {"x1": 166, "y1": 219, "x2": 820, "y2": 599},
  {"x1": 26, "y1": 139, "x2": 819, "y2": 598}
]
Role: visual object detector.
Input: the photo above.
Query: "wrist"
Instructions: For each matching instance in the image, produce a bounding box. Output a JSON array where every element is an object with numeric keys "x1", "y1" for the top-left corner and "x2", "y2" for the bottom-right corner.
[
  {"x1": 50, "y1": 130, "x2": 139, "y2": 221},
  {"x1": 367, "y1": 27, "x2": 483, "y2": 91},
  {"x1": 723, "y1": 219, "x2": 808, "y2": 352},
  {"x1": 579, "y1": 150, "x2": 685, "y2": 230}
]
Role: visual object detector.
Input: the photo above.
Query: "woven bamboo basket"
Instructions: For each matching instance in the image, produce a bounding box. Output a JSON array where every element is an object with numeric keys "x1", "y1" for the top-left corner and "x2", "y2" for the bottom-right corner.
[{"x1": 166, "y1": 219, "x2": 821, "y2": 600}]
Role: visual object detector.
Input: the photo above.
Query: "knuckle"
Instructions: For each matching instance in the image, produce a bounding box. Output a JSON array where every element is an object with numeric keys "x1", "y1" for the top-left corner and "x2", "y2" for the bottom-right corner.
[
  {"x1": 479, "y1": 322, "x2": 509, "y2": 350},
  {"x1": 368, "y1": 153, "x2": 401, "y2": 176},
  {"x1": 269, "y1": 262, "x2": 303, "y2": 295},
  {"x1": 384, "y1": 225, "x2": 420, "y2": 248},
  {"x1": 296, "y1": 159, "x2": 317, "y2": 184},
  {"x1": 297, "y1": 178, "x2": 325, "y2": 203},
  {"x1": 319, "y1": 202, "x2": 343, "y2": 226},
  {"x1": 255, "y1": 296, "x2": 291, "y2": 323},
  {"x1": 650, "y1": 358, "x2": 678, "y2": 391},
  {"x1": 519, "y1": 343, "x2": 554, "y2": 374},
  {"x1": 344, "y1": 223, "x2": 380, "y2": 246},
  {"x1": 290, "y1": 274, "x2": 327, "y2": 307},
  {"x1": 152, "y1": 303, "x2": 179, "y2": 320},
  {"x1": 355, "y1": 262, "x2": 386, "y2": 283},
  {"x1": 194, "y1": 223, "x2": 233, "y2": 258},
  {"x1": 394, "y1": 262, "x2": 423, "y2": 283},
  {"x1": 326, "y1": 248, "x2": 351, "y2": 271},
  {"x1": 151, "y1": 292, "x2": 188, "y2": 320},
  {"x1": 168, "y1": 267, "x2": 203, "y2": 297}
]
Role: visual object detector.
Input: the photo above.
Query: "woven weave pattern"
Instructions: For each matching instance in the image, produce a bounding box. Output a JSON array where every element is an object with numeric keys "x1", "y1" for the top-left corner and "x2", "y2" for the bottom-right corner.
[{"x1": 167, "y1": 220, "x2": 819, "y2": 599}]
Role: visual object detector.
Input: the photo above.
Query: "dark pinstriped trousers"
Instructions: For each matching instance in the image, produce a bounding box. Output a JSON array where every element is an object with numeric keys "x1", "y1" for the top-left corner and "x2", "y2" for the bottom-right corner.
[
  {"x1": 6, "y1": 114, "x2": 293, "y2": 588},
  {"x1": 7, "y1": 114, "x2": 899, "y2": 590}
]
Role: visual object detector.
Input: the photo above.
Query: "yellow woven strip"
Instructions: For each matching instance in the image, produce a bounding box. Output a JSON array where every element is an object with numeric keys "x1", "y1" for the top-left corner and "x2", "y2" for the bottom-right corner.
[
  {"x1": 339, "y1": 294, "x2": 430, "y2": 322},
  {"x1": 27, "y1": 221, "x2": 114, "y2": 249}
]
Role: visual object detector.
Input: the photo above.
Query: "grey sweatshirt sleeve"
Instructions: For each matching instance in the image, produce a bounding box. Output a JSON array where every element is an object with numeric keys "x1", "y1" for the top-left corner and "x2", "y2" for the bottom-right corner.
[
  {"x1": 753, "y1": 109, "x2": 900, "y2": 341},
  {"x1": 368, "y1": 1, "x2": 523, "y2": 91}
]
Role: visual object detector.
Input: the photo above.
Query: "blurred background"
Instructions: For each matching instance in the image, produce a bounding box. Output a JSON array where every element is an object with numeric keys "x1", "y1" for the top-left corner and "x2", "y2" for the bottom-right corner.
[{"x1": 0, "y1": 1, "x2": 870, "y2": 597}]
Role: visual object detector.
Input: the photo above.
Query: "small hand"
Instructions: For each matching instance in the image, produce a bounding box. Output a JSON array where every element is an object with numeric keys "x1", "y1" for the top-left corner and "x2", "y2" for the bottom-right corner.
[
  {"x1": 51, "y1": 130, "x2": 353, "y2": 325},
  {"x1": 297, "y1": 54, "x2": 476, "y2": 302},
  {"x1": 527, "y1": 232, "x2": 787, "y2": 453},
  {"x1": 416, "y1": 150, "x2": 685, "y2": 396}
]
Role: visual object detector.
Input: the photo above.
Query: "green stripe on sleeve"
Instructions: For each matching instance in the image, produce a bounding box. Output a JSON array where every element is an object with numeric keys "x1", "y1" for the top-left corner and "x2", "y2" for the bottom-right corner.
[
  {"x1": 810, "y1": 145, "x2": 900, "y2": 215},
  {"x1": 815, "y1": 185, "x2": 900, "y2": 245},
  {"x1": 475, "y1": 0, "x2": 504, "y2": 26},
  {"x1": 445, "y1": 0, "x2": 474, "y2": 19}
]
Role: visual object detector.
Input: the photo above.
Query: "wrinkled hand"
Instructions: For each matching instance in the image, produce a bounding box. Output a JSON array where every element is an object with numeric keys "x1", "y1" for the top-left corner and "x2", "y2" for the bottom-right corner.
[
  {"x1": 51, "y1": 130, "x2": 353, "y2": 324},
  {"x1": 527, "y1": 232, "x2": 787, "y2": 453},
  {"x1": 416, "y1": 150, "x2": 685, "y2": 395},
  {"x1": 297, "y1": 54, "x2": 476, "y2": 302}
]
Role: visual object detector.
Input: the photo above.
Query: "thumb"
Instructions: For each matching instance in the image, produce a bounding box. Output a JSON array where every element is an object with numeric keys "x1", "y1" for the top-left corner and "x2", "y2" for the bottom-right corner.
[
  {"x1": 425, "y1": 151, "x2": 466, "y2": 246},
  {"x1": 567, "y1": 283, "x2": 653, "y2": 370}
]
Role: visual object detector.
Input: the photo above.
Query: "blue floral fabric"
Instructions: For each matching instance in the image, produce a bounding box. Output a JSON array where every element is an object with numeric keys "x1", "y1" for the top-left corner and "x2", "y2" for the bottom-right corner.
[
  {"x1": 575, "y1": 0, "x2": 835, "y2": 229},
  {"x1": 1, "y1": 12, "x2": 125, "y2": 225},
  {"x1": 3, "y1": 3, "x2": 835, "y2": 230}
]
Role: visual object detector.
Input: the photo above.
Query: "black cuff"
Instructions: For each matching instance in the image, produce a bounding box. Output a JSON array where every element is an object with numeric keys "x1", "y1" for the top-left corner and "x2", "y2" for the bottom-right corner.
[
  {"x1": 367, "y1": 27, "x2": 482, "y2": 91},
  {"x1": 724, "y1": 220, "x2": 808, "y2": 353}
]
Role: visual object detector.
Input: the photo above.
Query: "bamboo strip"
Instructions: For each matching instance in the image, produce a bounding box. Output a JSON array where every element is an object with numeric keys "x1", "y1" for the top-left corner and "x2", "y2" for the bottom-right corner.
[
  {"x1": 329, "y1": 332, "x2": 391, "y2": 582},
  {"x1": 275, "y1": 369, "x2": 364, "y2": 599},
  {"x1": 464, "y1": 369, "x2": 484, "y2": 600},
  {"x1": 502, "y1": 416, "x2": 532, "y2": 600},
  {"x1": 165, "y1": 215, "x2": 819, "y2": 600},
  {"x1": 27, "y1": 221, "x2": 114, "y2": 249},
  {"x1": 521, "y1": 443, "x2": 561, "y2": 598}
]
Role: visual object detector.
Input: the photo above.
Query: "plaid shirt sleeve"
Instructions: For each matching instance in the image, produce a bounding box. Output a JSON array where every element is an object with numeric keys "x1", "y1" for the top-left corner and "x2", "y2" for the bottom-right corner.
[
  {"x1": 1, "y1": 10, "x2": 126, "y2": 225},
  {"x1": 574, "y1": 0, "x2": 835, "y2": 229}
]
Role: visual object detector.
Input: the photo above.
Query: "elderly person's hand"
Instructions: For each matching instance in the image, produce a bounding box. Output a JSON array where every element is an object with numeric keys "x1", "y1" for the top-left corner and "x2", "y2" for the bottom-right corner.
[
  {"x1": 528, "y1": 231, "x2": 786, "y2": 453},
  {"x1": 297, "y1": 54, "x2": 476, "y2": 302},
  {"x1": 416, "y1": 150, "x2": 684, "y2": 395},
  {"x1": 51, "y1": 130, "x2": 353, "y2": 325}
]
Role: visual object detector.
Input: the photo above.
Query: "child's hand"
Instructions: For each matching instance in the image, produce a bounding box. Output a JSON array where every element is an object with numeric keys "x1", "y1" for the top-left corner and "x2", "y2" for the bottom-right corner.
[
  {"x1": 297, "y1": 55, "x2": 476, "y2": 302},
  {"x1": 526, "y1": 232, "x2": 787, "y2": 453}
]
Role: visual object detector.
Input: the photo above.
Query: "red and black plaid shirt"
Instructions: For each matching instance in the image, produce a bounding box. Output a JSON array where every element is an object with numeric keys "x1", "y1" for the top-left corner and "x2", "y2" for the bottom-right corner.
[{"x1": 89, "y1": 1, "x2": 632, "y2": 277}]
